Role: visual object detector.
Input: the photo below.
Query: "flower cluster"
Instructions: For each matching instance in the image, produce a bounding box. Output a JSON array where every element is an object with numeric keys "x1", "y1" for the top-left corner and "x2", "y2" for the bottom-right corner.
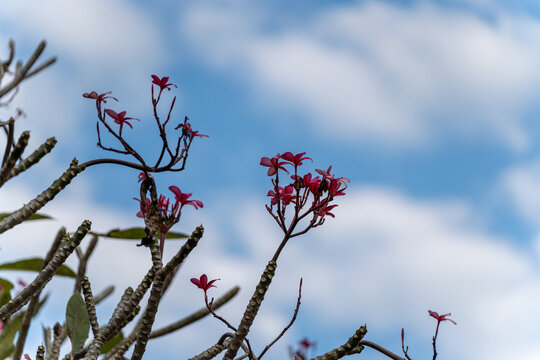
[
  {"x1": 82, "y1": 75, "x2": 207, "y2": 175},
  {"x1": 134, "y1": 176, "x2": 203, "y2": 255},
  {"x1": 261, "y1": 152, "x2": 349, "y2": 234}
]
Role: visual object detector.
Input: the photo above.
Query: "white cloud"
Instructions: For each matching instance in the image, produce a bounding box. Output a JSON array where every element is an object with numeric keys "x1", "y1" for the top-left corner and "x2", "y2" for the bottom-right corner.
[
  {"x1": 3, "y1": 179, "x2": 540, "y2": 359},
  {"x1": 213, "y1": 187, "x2": 540, "y2": 360},
  {"x1": 0, "y1": 0, "x2": 169, "y2": 148},
  {"x1": 178, "y1": 1, "x2": 540, "y2": 150},
  {"x1": 501, "y1": 159, "x2": 540, "y2": 226}
]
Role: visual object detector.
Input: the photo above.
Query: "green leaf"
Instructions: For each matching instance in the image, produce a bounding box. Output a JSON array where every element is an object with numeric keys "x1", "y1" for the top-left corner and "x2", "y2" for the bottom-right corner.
[
  {"x1": 104, "y1": 227, "x2": 187, "y2": 240},
  {"x1": 0, "y1": 296, "x2": 47, "y2": 359},
  {"x1": 0, "y1": 343, "x2": 14, "y2": 360},
  {"x1": 0, "y1": 212, "x2": 52, "y2": 222},
  {"x1": 65, "y1": 293, "x2": 90, "y2": 353},
  {"x1": 0, "y1": 258, "x2": 76, "y2": 277},
  {"x1": 100, "y1": 333, "x2": 123, "y2": 354},
  {"x1": 0, "y1": 279, "x2": 13, "y2": 307}
]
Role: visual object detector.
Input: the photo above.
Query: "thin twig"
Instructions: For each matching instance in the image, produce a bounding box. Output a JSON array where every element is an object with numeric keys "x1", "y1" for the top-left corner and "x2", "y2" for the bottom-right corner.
[
  {"x1": 149, "y1": 286, "x2": 239, "y2": 339},
  {"x1": 258, "y1": 278, "x2": 302, "y2": 359}
]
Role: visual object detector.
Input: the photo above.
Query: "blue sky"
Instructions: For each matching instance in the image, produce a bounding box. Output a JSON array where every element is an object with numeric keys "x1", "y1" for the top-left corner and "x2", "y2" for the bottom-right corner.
[{"x1": 3, "y1": 0, "x2": 540, "y2": 359}]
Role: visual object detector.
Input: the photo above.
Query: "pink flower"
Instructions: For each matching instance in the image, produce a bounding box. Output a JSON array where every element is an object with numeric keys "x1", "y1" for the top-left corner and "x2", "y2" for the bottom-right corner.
[
  {"x1": 280, "y1": 152, "x2": 312, "y2": 167},
  {"x1": 82, "y1": 91, "x2": 118, "y2": 103},
  {"x1": 428, "y1": 310, "x2": 457, "y2": 325},
  {"x1": 17, "y1": 279, "x2": 28, "y2": 288},
  {"x1": 0, "y1": 319, "x2": 3, "y2": 336},
  {"x1": 23, "y1": 355, "x2": 31, "y2": 360},
  {"x1": 151, "y1": 75, "x2": 177, "y2": 91},
  {"x1": 138, "y1": 172, "x2": 153, "y2": 182},
  {"x1": 281, "y1": 185, "x2": 296, "y2": 205},
  {"x1": 315, "y1": 166, "x2": 334, "y2": 180},
  {"x1": 314, "y1": 203, "x2": 338, "y2": 218},
  {"x1": 328, "y1": 180, "x2": 346, "y2": 197},
  {"x1": 105, "y1": 109, "x2": 140, "y2": 130},
  {"x1": 260, "y1": 155, "x2": 289, "y2": 176},
  {"x1": 133, "y1": 197, "x2": 151, "y2": 218},
  {"x1": 267, "y1": 185, "x2": 296, "y2": 206},
  {"x1": 297, "y1": 173, "x2": 322, "y2": 195},
  {"x1": 183, "y1": 122, "x2": 209, "y2": 138},
  {"x1": 299, "y1": 338, "x2": 316, "y2": 349},
  {"x1": 169, "y1": 186, "x2": 203, "y2": 209},
  {"x1": 191, "y1": 274, "x2": 219, "y2": 294}
]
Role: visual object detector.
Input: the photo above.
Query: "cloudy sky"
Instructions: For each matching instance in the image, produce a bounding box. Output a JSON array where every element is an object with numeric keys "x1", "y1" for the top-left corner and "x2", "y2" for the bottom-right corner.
[{"x1": 2, "y1": 0, "x2": 540, "y2": 359}]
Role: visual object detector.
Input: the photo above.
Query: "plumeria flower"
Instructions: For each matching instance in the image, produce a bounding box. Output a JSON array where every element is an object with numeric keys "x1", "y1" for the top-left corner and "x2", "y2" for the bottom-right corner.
[
  {"x1": 280, "y1": 152, "x2": 312, "y2": 168},
  {"x1": 151, "y1": 75, "x2": 177, "y2": 91},
  {"x1": 169, "y1": 186, "x2": 204, "y2": 209},
  {"x1": 82, "y1": 91, "x2": 118, "y2": 103},
  {"x1": 267, "y1": 185, "x2": 296, "y2": 206},
  {"x1": 133, "y1": 197, "x2": 151, "y2": 218},
  {"x1": 292, "y1": 173, "x2": 322, "y2": 195},
  {"x1": 260, "y1": 154, "x2": 289, "y2": 176},
  {"x1": 428, "y1": 310, "x2": 457, "y2": 325},
  {"x1": 314, "y1": 202, "x2": 338, "y2": 218},
  {"x1": 280, "y1": 185, "x2": 296, "y2": 206},
  {"x1": 104, "y1": 109, "x2": 140, "y2": 132},
  {"x1": 315, "y1": 166, "x2": 350, "y2": 186},
  {"x1": 299, "y1": 338, "x2": 316, "y2": 349},
  {"x1": 137, "y1": 171, "x2": 154, "y2": 183},
  {"x1": 183, "y1": 122, "x2": 209, "y2": 138},
  {"x1": 191, "y1": 274, "x2": 219, "y2": 295}
]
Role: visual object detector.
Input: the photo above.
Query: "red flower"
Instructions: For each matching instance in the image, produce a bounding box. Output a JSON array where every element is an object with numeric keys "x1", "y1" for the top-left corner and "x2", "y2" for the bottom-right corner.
[
  {"x1": 82, "y1": 91, "x2": 118, "y2": 103},
  {"x1": 428, "y1": 310, "x2": 457, "y2": 325},
  {"x1": 138, "y1": 172, "x2": 154, "y2": 182},
  {"x1": 280, "y1": 152, "x2": 312, "y2": 167},
  {"x1": 105, "y1": 109, "x2": 140, "y2": 130},
  {"x1": 299, "y1": 338, "x2": 316, "y2": 349},
  {"x1": 169, "y1": 186, "x2": 203, "y2": 209},
  {"x1": 267, "y1": 185, "x2": 296, "y2": 206},
  {"x1": 191, "y1": 274, "x2": 219, "y2": 294},
  {"x1": 183, "y1": 122, "x2": 209, "y2": 138},
  {"x1": 314, "y1": 202, "x2": 338, "y2": 218},
  {"x1": 133, "y1": 197, "x2": 151, "y2": 218},
  {"x1": 260, "y1": 155, "x2": 289, "y2": 176},
  {"x1": 151, "y1": 75, "x2": 177, "y2": 91}
]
